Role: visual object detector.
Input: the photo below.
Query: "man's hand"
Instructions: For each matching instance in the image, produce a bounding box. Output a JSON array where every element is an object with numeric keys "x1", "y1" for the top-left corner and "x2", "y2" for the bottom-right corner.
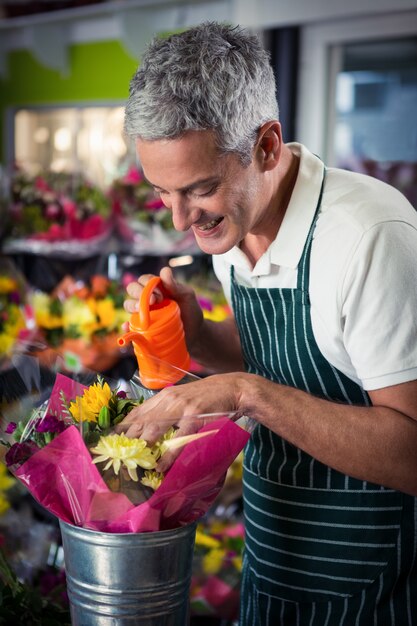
[
  {"x1": 124, "y1": 266, "x2": 204, "y2": 350},
  {"x1": 115, "y1": 373, "x2": 245, "y2": 470}
]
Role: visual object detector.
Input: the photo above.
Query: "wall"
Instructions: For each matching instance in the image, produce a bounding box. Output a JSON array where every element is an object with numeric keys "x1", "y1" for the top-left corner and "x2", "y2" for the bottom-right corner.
[{"x1": 0, "y1": 39, "x2": 138, "y2": 163}]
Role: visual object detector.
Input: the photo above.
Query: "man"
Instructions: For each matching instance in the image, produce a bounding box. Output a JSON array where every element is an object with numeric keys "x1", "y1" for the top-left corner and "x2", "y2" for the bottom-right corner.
[{"x1": 122, "y1": 22, "x2": 417, "y2": 624}]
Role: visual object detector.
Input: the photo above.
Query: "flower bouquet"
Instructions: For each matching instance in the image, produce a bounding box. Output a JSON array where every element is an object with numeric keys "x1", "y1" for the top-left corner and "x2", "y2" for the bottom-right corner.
[
  {"x1": 1, "y1": 361, "x2": 250, "y2": 533},
  {"x1": 111, "y1": 166, "x2": 198, "y2": 255},
  {"x1": 2, "y1": 168, "x2": 112, "y2": 258},
  {"x1": 0, "y1": 354, "x2": 250, "y2": 623},
  {"x1": 27, "y1": 273, "x2": 130, "y2": 372}
]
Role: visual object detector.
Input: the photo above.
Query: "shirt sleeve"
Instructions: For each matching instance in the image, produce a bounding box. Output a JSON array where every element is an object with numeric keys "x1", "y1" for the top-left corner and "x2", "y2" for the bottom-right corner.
[{"x1": 341, "y1": 220, "x2": 417, "y2": 390}]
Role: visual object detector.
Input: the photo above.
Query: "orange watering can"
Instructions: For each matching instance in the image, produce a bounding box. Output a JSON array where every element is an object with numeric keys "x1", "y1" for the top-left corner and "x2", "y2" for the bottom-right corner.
[{"x1": 118, "y1": 276, "x2": 190, "y2": 389}]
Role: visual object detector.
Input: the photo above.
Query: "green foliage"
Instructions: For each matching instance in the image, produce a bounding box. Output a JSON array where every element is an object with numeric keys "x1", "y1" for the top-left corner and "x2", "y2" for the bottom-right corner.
[{"x1": 0, "y1": 549, "x2": 71, "y2": 626}]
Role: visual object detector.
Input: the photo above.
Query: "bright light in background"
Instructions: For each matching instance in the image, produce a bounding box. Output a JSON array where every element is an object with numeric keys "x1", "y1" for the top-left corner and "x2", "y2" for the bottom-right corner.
[
  {"x1": 169, "y1": 255, "x2": 194, "y2": 268},
  {"x1": 54, "y1": 127, "x2": 71, "y2": 151},
  {"x1": 334, "y1": 123, "x2": 353, "y2": 160},
  {"x1": 336, "y1": 73, "x2": 354, "y2": 113},
  {"x1": 89, "y1": 124, "x2": 103, "y2": 153},
  {"x1": 50, "y1": 158, "x2": 70, "y2": 172},
  {"x1": 107, "y1": 135, "x2": 127, "y2": 158},
  {"x1": 14, "y1": 105, "x2": 135, "y2": 188},
  {"x1": 77, "y1": 127, "x2": 89, "y2": 160},
  {"x1": 34, "y1": 126, "x2": 49, "y2": 143}
]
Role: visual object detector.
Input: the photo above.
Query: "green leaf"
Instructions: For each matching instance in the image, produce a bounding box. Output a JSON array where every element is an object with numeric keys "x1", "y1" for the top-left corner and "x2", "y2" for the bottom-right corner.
[{"x1": 0, "y1": 549, "x2": 23, "y2": 596}]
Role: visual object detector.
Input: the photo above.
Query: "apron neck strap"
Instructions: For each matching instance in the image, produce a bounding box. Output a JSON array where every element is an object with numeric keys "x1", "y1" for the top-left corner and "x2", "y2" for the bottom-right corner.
[{"x1": 296, "y1": 167, "x2": 326, "y2": 292}]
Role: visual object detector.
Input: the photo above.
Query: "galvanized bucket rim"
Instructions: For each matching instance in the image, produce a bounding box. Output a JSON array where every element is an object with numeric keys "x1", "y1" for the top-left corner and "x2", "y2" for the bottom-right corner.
[{"x1": 59, "y1": 519, "x2": 197, "y2": 539}]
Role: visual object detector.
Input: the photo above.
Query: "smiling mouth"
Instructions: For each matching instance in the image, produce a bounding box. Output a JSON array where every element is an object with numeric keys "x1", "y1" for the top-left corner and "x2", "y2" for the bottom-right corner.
[{"x1": 196, "y1": 217, "x2": 224, "y2": 232}]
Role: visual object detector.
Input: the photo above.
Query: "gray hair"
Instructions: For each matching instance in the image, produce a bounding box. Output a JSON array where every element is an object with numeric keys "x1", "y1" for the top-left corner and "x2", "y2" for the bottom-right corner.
[{"x1": 124, "y1": 22, "x2": 279, "y2": 166}]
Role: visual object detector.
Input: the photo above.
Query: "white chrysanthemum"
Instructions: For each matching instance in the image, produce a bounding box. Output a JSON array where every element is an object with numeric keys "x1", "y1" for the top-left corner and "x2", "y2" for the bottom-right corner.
[
  {"x1": 141, "y1": 470, "x2": 164, "y2": 491},
  {"x1": 91, "y1": 433, "x2": 157, "y2": 481}
]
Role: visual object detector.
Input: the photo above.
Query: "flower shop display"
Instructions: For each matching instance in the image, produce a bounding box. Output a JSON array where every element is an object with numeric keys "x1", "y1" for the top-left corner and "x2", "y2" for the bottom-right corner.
[
  {"x1": 1, "y1": 367, "x2": 250, "y2": 533},
  {"x1": 0, "y1": 460, "x2": 15, "y2": 520},
  {"x1": 191, "y1": 517, "x2": 244, "y2": 622},
  {"x1": 0, "y1": 361, "x2": 249, "y2": 623},
  {"x1": 0, "y1": 547, "x2": 70, "y2": 625},
  {"x1": 111, "y1": 166, "x2": 199, "y2": 255},
  {"x1": 28, "y1": 273, "x2": 130, "y2": 372},
  {"x1": 0, "y1": 493, "x2": 70, "y2": 625},
  {"x1": 0, "y1": 449, "x2": 70, "y2": 624},
  {"x1": 190, "y1": 450, "x2": 244, "y2": 622},
  {"x1": 0, "y1": 256, "x2": 29, "y2": 364},
  {"x1": 2, "y1": 168, "x2": 112, "y2": 258}
]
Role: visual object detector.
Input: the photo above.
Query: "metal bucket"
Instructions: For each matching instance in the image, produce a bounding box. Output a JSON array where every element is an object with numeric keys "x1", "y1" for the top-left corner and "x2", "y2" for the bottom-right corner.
[{"x1": 59, "y1": 520, "x2": 197, "y2": 625}]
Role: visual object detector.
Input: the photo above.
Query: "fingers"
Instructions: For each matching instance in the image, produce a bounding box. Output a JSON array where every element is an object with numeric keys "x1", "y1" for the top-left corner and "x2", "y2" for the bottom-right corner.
[
  {"x1": 123, "y1": 273, "x2": 165, "y2": 313},
  {"x1": 114, "y1": 398, "x2": 176, "y2": 444},
  {"x1": 123, "y1": 268, "x2": 193, "y2": 316},
  {"x1": 160, "y1": 266, "x2": 178, "y2": 295}
]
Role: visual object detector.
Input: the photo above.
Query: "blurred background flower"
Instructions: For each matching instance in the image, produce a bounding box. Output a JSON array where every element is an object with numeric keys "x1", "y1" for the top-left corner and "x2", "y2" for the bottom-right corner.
[
  {"x1": 28, "y1": 274, "x2": 129, "y2": 372},
  {"x1": 0, "y1": 257, "x2": 27, "y2": 362},
  {"x1": 5, "y1": 167, "x2": 111, "y2": 243}
]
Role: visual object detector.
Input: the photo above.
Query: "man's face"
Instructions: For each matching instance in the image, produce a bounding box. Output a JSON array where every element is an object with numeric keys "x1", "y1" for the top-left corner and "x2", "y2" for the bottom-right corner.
[{"x1": 135, "y1": 130, "x2": 264, "y2": 255}]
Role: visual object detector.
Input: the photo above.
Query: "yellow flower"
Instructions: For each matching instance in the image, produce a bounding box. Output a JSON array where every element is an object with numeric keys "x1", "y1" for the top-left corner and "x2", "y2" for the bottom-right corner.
[
  {"x1": 203, "y1": 304, "x2": 231, "y2": 323},
  {"x1": 0, "y1": 276, "x2": 18, "y2": 293},
  {"x1": 63, "y1": 297, "x2": 96, "y2": 338},
  {"x1": 0, "y1": 493, "x2": 10, "y2": 517},
  {"x1": 0, "y1": 463, "x2": 15, "y2": 492},
  {"x1": 4, "y1": 305, "x2": 25, "y2": 338},
  {"x1": 152, "y1": 426, "x2": 176, "y2": 458},
  {"x1": 203, "y1": 548, "x2": 227, "y2": 575},
  {"x1": 91, "y1": 433, "x2": 157, "y2": 481},
  {"x1": 0, "y1": 333, "x2": 15, "y2": 356},
  {"x1": 232, "y1": 555, "x2": 243, "y2": 571},
  {"x1": 95, "y1": 298, "x2": 116, "y2": 329},
  {"x1": 195, "y1": 529, "x2": 222, "y2": 550},
  {"x1": 141, "y1": 470, "x2": 164, "y2": 490},
  {"x1": 69, "y1": 380, "x2": 112, "y2": 422},
  {"x1": 32, "y1": 292, "x2": 63, "y2": 329},
  {"x1": 114, "y1": 308, "x2": 130, "y2": 328},
  {"x1": 0, "y1": 463, "x2": 13, "y2": 517}
]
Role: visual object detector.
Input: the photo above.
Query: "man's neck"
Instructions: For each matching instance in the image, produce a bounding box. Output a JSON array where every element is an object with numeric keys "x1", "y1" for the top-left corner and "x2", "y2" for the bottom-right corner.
[{"x1": 240, "y1": 147, "x2": 300, "y2": 268}]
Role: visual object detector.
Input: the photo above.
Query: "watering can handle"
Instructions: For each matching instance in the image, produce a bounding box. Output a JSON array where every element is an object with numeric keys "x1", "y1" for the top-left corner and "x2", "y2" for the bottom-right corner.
[{"x1": 139, "y1": 276, "x2": 163, "y2": 330}]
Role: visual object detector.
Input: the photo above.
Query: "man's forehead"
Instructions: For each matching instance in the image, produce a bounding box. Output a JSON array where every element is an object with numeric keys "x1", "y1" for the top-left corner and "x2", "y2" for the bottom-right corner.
[{"x1": 136, "y1": 134, "x2": 231, "y2": 190}]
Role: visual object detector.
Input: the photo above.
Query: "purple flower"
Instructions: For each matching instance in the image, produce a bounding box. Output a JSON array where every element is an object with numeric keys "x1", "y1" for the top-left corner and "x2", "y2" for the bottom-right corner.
[
  {"x1": 5, "y1": 422, "x2": 17, "y2": 434},
  {"x1": 117, "y1": 390, "x2": 127, "y2": 399},
  {"x1": 5, "y1": 441, "x2": 39, "y2": 468},
  {"x1": 197, "y1": 297, "x2": 213, "y2": 312},
  {"x1": 9, "y1": 291, "x2": 20, "y2": 305},
  {"x1": 39, "y1": 568, "x2": 68, "y2": 604},
  {"x1": 35, "y1": 414, "x2": 66, "y2": 434}
]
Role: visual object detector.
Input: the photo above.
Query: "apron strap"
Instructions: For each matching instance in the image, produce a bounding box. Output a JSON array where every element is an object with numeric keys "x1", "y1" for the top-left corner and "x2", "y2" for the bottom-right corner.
[{"x1": 296, "y1": 167, "x2": 326, "y2": 292}]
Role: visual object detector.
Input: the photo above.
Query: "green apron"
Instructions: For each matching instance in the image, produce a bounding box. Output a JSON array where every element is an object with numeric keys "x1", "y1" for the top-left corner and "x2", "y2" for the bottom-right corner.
[{"x1": 231, "y1": 171, "x2": 417, "y2": 625}]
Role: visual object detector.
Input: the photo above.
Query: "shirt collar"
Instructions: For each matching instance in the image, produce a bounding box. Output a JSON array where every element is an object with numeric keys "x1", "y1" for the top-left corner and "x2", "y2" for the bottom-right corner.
[{"x1": 221, "y1": 143, "x2": 325, "y2": 272}]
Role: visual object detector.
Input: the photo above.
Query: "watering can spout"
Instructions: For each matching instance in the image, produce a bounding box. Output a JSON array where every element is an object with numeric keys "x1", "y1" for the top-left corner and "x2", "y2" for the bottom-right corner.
[{"x1": 117, "y1": 331, "x2": 147, "y2": 349}]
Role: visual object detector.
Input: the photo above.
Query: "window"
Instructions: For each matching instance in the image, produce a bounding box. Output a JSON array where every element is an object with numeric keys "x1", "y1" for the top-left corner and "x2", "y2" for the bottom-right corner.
[{"x1": 13, "y1": 105, "x2": 136, "y2": 188}]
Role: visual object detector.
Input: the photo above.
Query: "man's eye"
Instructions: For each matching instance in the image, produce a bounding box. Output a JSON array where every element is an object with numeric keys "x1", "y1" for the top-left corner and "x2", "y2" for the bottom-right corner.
[{"x1": 192, "y1": 186, "x2": 216, "y2": 198}]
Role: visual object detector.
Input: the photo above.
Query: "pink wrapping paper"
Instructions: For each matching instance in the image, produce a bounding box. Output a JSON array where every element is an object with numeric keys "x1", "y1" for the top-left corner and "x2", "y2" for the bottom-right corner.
[{"x1": 13, "y1": 374, "x2": 250, "y2": 533}]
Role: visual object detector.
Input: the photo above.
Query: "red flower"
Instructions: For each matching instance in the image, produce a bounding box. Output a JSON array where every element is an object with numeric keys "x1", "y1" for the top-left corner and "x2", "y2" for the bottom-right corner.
[
  {"x1": 5, "y1": 441, "x2": 39, "y2": 468},
  {"x1": 123, "y1": 167, "x2": 143, "y2": 185},
  {"x1": 34, "y1": 176, "x2": 51, "y2": 192}
]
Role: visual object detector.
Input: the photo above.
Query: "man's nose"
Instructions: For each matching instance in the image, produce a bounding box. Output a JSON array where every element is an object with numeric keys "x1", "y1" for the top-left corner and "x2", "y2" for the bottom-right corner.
[{"x1": 163, "y1": 193, "x2": 194, "y2": 232}]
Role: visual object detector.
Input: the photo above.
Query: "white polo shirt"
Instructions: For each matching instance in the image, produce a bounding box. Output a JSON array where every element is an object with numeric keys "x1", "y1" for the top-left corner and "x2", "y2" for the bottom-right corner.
[{"x1": 212, "y1": 143, "x2": 417, "y2": 391}]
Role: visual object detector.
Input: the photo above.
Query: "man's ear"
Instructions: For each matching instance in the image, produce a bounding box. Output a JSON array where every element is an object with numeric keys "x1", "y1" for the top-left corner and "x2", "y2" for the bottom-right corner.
[{"x1": 256, "y1": 121, "x2": 282, "y2": 171}]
